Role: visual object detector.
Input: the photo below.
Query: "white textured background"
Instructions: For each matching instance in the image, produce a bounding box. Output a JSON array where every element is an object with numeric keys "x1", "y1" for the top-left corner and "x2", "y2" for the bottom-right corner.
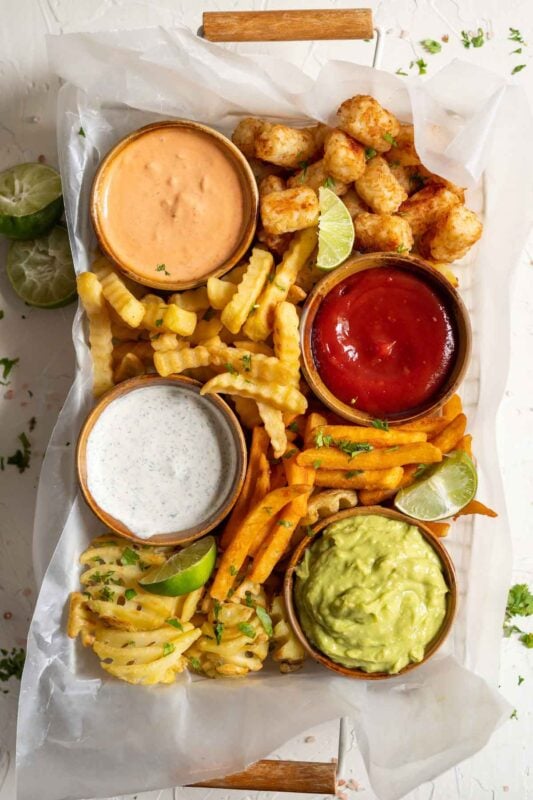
[{"x1": 0, "y1": 2, "x2": 532, "y2": 799}]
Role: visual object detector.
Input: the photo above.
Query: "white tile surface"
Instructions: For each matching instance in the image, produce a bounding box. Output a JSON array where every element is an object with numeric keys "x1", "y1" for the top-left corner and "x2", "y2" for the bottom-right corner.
[{"x1": 0, "y1": 1, "x2": 532, "y2": 799}]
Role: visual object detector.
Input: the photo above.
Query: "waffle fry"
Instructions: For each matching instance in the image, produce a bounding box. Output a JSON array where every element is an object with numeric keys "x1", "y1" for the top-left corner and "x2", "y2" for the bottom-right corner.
[
  {"x1": 77, "y1": 272, "x2": 114, "y2": 396},
  {"x1": 91, "y1": 260, "x2": 145, "y2": 328},
  {"x1": 221, "y1": 248, "x2": 274, "y2": 334},
  {"x1": 257, "y1": 402, "x2": 287, "y2": 459},
  {"x1": 207, "y1": 277, "x2": 238, "y2": 310},
  {"x1": 201, "y1": 372, "x2": 307, "y2": 416}
]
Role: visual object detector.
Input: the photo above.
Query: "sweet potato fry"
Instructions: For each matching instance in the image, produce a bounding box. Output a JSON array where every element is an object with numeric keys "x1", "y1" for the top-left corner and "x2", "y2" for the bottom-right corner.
[
  {"x1": 313, "y1": 425, "x2": 427, "y2": 448},
  {"x1": 314, "y1": 466, "x2": 404, "y2": 490},
  {"x1": 454, "y1": 500, "x2": 497, "y2": 519},
  {"x1": 210, "y1": 485, "x2": 311, "y2": 601},
  {"x1": 297, "y1": 442, "x2": 442, "y2": 470},
  {"x1": 456, "y1": 434, "x2": 473, "y2": 458},
  {"x1": 270, "y1": 461, "x2": 287, "y2": 491},
  {"x1": 425, "y1": 522, "x2": 450, "y2": 537},
  {"x1": 220, "y1": 427, "x2": 270, "y2": 550},
  {"x1": 233, "y1": 397, "x2": 262, "y2": 429},
  {"x1": 246, "y1": 453, "x2": 272, "y2": 557},
  {"x1": 430, "y1": 413, "x2": 467, "y2": 453},
  {"x1": 303, "y1": 412, "x2": 328, "y2": 448},
  {"x1": 396, "y1": 416, "x2": 449, "y2": 435},
  {"x1": 443, "y1": 394, "x2": 462, "y2": 420}
]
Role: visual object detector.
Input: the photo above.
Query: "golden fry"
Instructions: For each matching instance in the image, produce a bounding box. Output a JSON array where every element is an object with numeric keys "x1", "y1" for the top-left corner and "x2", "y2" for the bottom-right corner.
[
  {"x1": 150, "y1": 333, "x2": 180, "y2": 352},
  {"x1": 425, "y1": 522, "x2": 450, "y2": 538},
  {"x1": 337, "y1": 94, "x2": 400, "y2": 153},
  {"x1": 396, "y1": 416, "x2": 449, "y2": 435},
  {"x1": 207, "y1": 277, "x2": 237, "y2": 310},
  {"x1": 233, "y1": 396, "x2": 262, "y2": 429},
  {"x1": 286, "y1": 284, "x2": 307, "y2": 305},
  {"x1": 257, "y1": 402, "x2": 287, "y2": 459},
  {"x1": 454, "y1": 500, "x2": 497, "y2": 518},
  {"x1": 303, "y1": 412, "x2": 328, "y2": 448},
  {"x1": 77, "y1": 272, "x2": 114, "y2": 396},
  {"x1": 297, "y1": 442, "x2": 442, "y2": 470},
  {"x1": 221, "y1": 248, "x2": 274, "y2": 334},
  {"x1": 113, "y1": 352, "x2": 145, "y2": 383},
  {"x1": 456, "y1": 434, "x2": 473, "y2": 458},
  {"x1": 260, "y1": 186, "x2": 319, "y2": 235},
  {"x1": 201, "y1": 372, "x2": 307, "y2": 415},
  {"x1": 169, "y1": 287, "x2": 209, "y2": 313},
  {"x1": 163, "y1": 304, "x2": 197, "y2": 336},
  {"x1": 430, "y1": 413, "x2": 467, "y2": 453},
  {"x1": 234, "y1": 340, "x2": 274, "y2": 357},
  {"x1": 355, "y1": 156, "x2": 407, "y2": 215},
  {"x1": 207, "y1": 344, "x2": 294, "y2": 384},
  {"x1": 273, "y1": 301, "x2": 300, "y2": 385},
  {"x1": 314, "y1": 425, "x2": 427, "y2": 447},
  {"x1": 92, "y1": 258, "x2": 145, "y2": 328},
  {"x1": 302, "y1": 489, "x2": 358, "y2": 526},
  {"x1": 443, "y1": 393, "x2": 463, "y2": 420},
  {"x1": 187, "y1": 317, "x2": 223, "y2": 345},
  {"x1": 314, "y1": 466, "x2": 404, "y2": 490},
  {"x1": 154, "y1": 346, "x2": 210, "y2": 377}
]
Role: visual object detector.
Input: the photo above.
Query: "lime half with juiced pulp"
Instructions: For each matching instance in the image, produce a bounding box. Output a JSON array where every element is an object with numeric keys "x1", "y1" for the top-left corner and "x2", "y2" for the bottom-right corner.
[
  {"x1": 0, "y1": 163, "x2": 63, "y2": 239},
  {"x1": 140, "y1": 536, "x2": 217, "y2": 597},
  {"x1": 395, "y1": 451, "x2": 478, "y2": 522},
  {"x1": 316, "y1": 186, "x2": 355, "y2": 270},
  {"x1": 7, "y1": 226, "x2": 77, "y2": 308}
]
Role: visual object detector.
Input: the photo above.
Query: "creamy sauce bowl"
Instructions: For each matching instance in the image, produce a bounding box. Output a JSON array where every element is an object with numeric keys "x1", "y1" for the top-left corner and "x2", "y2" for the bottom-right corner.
[
  {"x1": 77, "y1": 376, "x2": 246, "y2": 545},
  {"x1": 91, "y1": 120, "x2": 258, "y2": 291}
]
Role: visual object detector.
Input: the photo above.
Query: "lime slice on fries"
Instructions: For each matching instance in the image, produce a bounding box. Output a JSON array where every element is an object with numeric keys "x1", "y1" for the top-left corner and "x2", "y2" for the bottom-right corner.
[
  {"x1": 7, "y1": 226, "x2": 77, "y2": 308},
  {"x1": 0, "y1": 163, "x2": 63, "y2": 240},
  {"x1": 140, "y1": 535, "x2": 216, "y2": 596},
  {"x1": 395, "y1": 451, "x2": 478, "y2": 522},
  {"x1": 316, "y1": 187, "x2": 355, "y2": 270}
]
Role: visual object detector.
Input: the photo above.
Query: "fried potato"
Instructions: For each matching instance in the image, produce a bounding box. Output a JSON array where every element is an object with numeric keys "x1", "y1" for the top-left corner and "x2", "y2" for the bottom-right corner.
[
  {"x1": 169, "y1": 287, "x2": 210, "y2": 313},
  {"x1": 384, "y1": 123, "x2": 420, "y2": 166},
  {"x1": 244, "y1": 227, "x2": 317, "y2": 341},
  {"x1": 457, "y1": 434, "x2": 473, "y2": 457},
  {"x1": 388, "y1": 163, "x2": 413, "y2": 195},
  {"x1": 323, "y1": 129, "x2": 366, "y2": 183},
  {"x1": 286, "y1": 284, "x2": 307, "y2": 305},
  {"x1": 398, "y1": 185, "x2": 460, "y2": 238},
  {"x1": 255, "y1": 123, "x2": 316, "y2": 168},
  {"x1": 273, "y1": 301, "x2": 300, "y2": 384},
  {"x1": 303, "y1": 412, "x2": 328, "y2": 448},
  {"x1": 234, "y1": 340, "x2": 274, "y2": 357},
  {"x1": 341, "y1": 188, "x2": 369, "y2": 218},
  {"x1": 92, "y1": 258, "x2": 145, "y2": 328},
  {"x1": 207, "y1": 277, "x2": 237, "y2": 310},
  {"x1": 443, "y1": 393, "x2": 462, "y2": 420},
  {"x1": 187, "y1": 317, "x2": 223, "y2": 345},
  {"x1": 259, "y1": 174, "x2": 286, "y2": 197},
  {"x1": 201, "y1": 372, "x2": 307, "y2": 415},
  {"x1": 425, "y1": 522, "x2": 450, "y2": 537},
  {"x1": 302, "y1": 489, "x2": 358, "y2": 526},
  {"x1": 354, "y1": 212, "x2": 413, "y2": 253},
  {"x1": 113, "y1": 340, "x2": 154, "y2": 366},
  {"x1": 257, "y1": 402, "x2": 287, "y2": 458},
  {"x1": 154, "y1": 345, "x2": 210, "y2": 376},
  {"x1": 454, "y1": 500, "x2": 497, "y2": 518},
  {"x1": 298, "y1": 442, "x2": 442, "y2": 470},
  {"x1": 260, "y1": 186, "x2": 319, "y2": 235},
  {"x1": 430, "y1": 413, "x2": 467, "y2": 453},
  {"x1": 256, "y1": 227, "x2": 293, "y2": 257},
  {"x1": 210, "y1": 485, "x2": 311, "y2": 600},
  {"x1": 207, "y1": 343, "x2": 294, "y2": 384},
  {"x1": 417, "y1": 166, "x2": 466, "y2": 201},
  {"x1": 396, "y1": 415, "x2": 449, "y2": 435},
  {"x1": 163, "y1": 303, "x2": 197, "y2": 336},
  {"x1": 232, "y1": 396, "x2": 262, "y2": 429},
  {"x1": 307, "y1": 122, "x2": 331, "y2": 152},
  {"x1": 67, "y1": 592, "x2": 98, "y2": 646},
  {"x1": 287, "y1": 159, "x2": 348, "y2": 196},
  {"x1": 337, "y1": 94, "x2": 400, "y2": 153},
  {"x1": 313, "y1": 424, "x2": 427, "y2": 447},
  {"x1": 355, "y1": 156, "x2": 407, "y2": 214},
  {"x1": 314, "y1": 466, "x2": 404, "y2": 490},
  {"x1": 419, "y1": 205, "x2": 483, "y2": 263},
  {"x1": 232, "y1": 117, "x2": 266, "y2": 158},
  {"x1": 77, "y1": 272, "x2": 114, "y2": 396},
  {"x1": 113, "y1": 352, "x2": 145, "y2": 383},
  {"x1": 149, "y1": 332, "x2": 180, "y2": 352},
  {"x1": 221, "y1": 248, "x2": 274, "y2": 334},
  {"x1": 270, "y1": 595, "x2": 306, "y2": 672}
]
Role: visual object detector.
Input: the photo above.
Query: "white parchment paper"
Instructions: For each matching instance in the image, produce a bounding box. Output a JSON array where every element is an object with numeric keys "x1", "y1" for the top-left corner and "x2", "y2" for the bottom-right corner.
[{"x1": 16, "y1": 26, "x2": 533, "y2": 800}]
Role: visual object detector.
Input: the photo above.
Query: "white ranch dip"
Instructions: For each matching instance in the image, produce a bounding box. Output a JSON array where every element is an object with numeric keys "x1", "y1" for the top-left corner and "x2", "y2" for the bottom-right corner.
[{"x1": 85, "y1": 384, "x2": 238, "y2": 538}]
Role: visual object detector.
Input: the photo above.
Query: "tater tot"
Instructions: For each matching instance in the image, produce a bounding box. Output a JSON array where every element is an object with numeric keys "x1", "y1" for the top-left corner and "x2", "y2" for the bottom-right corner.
[
  {"x1": 257, "y1": 226, "x2": 293, "y2": 256},
  {"x1": 287, "y1": 159, "x2": 348, "y2": 196},
  {"x1": 337, "y1": 94, "x2": 400, "y2": 153},
  {"x1": 355, "y1": 156, "x2": 407, "y2": 214},
  {"x1": 419, "y1": 205, "x2": 483, "y2": 262},
  {"x1": 323, "y1": 129, "x2": 366, "y2": 183},
  {"x1": 259, "y1": 175, "x2": 286, "y2": 197},
  {"x1": 355, "y1": 213, "x2": 414, "y2": 253},
  {"x1": 260, "y1": 186, "x2": 319, "y2": 235},
  {"x1": 306, "y1": 123, "x2": 331, "y2": 154},
  {"x1": 255, "y1": 124, "x2": 316, "y2": 168},
  {"x1": 248, "y1": 158, "x2": 286, "y2": 183},
  {"x1": 417, "y1": 166, "x2": 466, "y2": 202},
  {"x1": 232, "y1": 117, "x2": 266, "y2": 158},
  {"x1": 388, "y1": 164, "x2": 412, "y2": 195},
  {"x1": 341, "y1": 188, "x2": 369, "y2": 218},
  {"x1": 398, "y1": 185, "x2": 460, "y2": 238},
  {"x1": 384, "y1": 123, "x2": 420, "y2": 167}
]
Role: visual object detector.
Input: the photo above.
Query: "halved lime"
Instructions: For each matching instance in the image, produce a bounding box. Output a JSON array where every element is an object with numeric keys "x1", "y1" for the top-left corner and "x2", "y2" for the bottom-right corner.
[
  {"x1": 7, "y1": 226, "x2": 77, "y2": 308},
  {"x1": 0, "y1": 163, "x2": 63, "y2": 240},
  {"x1": 395, "y1": 451, "x2": 478, "y2": 522},
  {"x1": 316, "y1": 186, "x2": 355, "y2": 270},
  {"x1": 140, "y1": 536, "x2": 217, "y2": 596}
]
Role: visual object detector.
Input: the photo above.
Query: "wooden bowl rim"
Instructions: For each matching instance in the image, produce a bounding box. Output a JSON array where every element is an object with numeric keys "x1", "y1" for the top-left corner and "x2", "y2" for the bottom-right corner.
[
  {"x1": 300, "y1": 252, "x2": 472, "y2": 426},
  {"x1": 283, "y1": 505, "x2": 457, "y2": 680},
  {"x1": 90, "y1": 118, "x2": 258, "y2": 291},
  {"x1": 76, "y1": 374, "x2": 247, "y2": 546}
]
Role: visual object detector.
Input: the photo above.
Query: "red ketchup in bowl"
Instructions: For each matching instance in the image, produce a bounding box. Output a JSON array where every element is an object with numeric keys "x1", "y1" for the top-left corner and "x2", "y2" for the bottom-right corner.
[{"x1": 311, "y1": 267, "x2": 457, "y2": 417}]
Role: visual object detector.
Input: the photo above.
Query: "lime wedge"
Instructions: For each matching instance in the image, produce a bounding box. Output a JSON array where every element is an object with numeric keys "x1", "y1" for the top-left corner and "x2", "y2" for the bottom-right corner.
[
  {"x1": 395, "y1": 451, "x2": 478, "y2": 522},
  {"x1": 140, "y1": 536, "x2": 217, "y2": 596},
  {"x1": 316, "y1": 186, "x2": 355, "y2": 270},
  {"x1": 7, "y1": 226, "x2": 77, "y2": 308},
  {"x1": 0, "y1": 163, "x2": 63, "y2": 240}
]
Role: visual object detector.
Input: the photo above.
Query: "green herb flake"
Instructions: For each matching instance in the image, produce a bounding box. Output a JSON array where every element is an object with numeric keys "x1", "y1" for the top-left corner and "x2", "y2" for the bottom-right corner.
[
  {"x1": 256, "y1": 605, "x2": 273, "y2": 637},
  {"x1": 312, "y1": 460, "x2": 322, "y2": 470},
  {"x1": 78, "y1": 126, "x2": 86, "y2": 137},
  {"x1": 396, "y1": 244, "x2": 408, "y2": 254},
  {"x1": 263, "y1": 506, "x2": 273, "y2": 515},
  {"x1": 315, "y1": 430, "x2": 333, "y2": 448},
  {"x1": 124, "y1": 588, "x2": 137, "y2": 601},
  {"x1": 288, "y1": 421, "x2": 299, "y2": 434},
  {"x1": 506, "y1": 584, "x2": 533, "y2": 618},
  {"x1": 277, "y1": 519, "x2": 293, "y2": 528},
  {"x1": 162, "y1": 642, "x2": 175, "y2": 656},
  {"x1": 238, "y1": 622, "x2": 256, "y2": 639},
  {"x1": 225, "y1": 363, "x2": 238, "y2": 375},
  {"x1": 6, "y1": 432, "x2": 31, "y2": 473},
  {"x1": 214, "y1": 621, "x2": 224, "y2": 645},
  {"x1": 345, "y1": 470, "x2": 363, "y2": 478},
  {"x1": 382, "y1": 132, "x2": 398, "y2": 147},
  {"x1": 365, "y1": 147, "x2": 377, "y2": 160},
  {"x1": 336, "y1": 439, "x2": 373, "y2": 458},
  {"x1": 155, "y1": 263, "x2": 171, "y2": 276},
  {"x1": 420, "y1": 39, "x2": 442, "y2": 54},
  {"x1": 323, "y1": 176, "x2": 336, "y2": 189},
  {"x1": 395, "y1": 68, "x2": 408, "y2": 76},
  {"x1": 386, "y1": 446, "x2": 400, "y2": 453},
  {"x1": 410, "y1": 59, "x2": 428, "y2": 76},
  {"x1": 510, "y1": 48, "x2": 523, "y2": 55},
  {"x1": 508, "y1": 27, "x2": 526, "y2": 45},
  {"x1": 518, "y1": 674, "x2": 525, "y2": 686},
  {"x1": 267, "y1": 271, "x2": 275, "y2": 284},
  {"x1": 305, "y1": 525, "x2": 314, "y2": 537},
  {"x1": 510, "y1": 709, "x2": 518, "y2": 720},
  {"x1": 461, "y1": 28, "x2": 485, "y2": 49},
  {"x1": 189, "y1": 656, "x2": 202, "y2": 671},
  {"x1": 372, "y1": 418, "x2": 390, "y2": 431},
  {"x1": 120, "y1": 547, "x2": 140, "y2": 566},
  {"x1": 99, "y1": 586, "x2": 115, "y2": 602},
  {"x1": 155, "y1": 318, "x2": 163, "y2": 327},
  {"x1": 298, "y1": 160, "x2": 309, "y2": 180},
  {"x1": 0, "y1": 647, "x2": 25, "y2": 682},
  {"x1": 245, "y1": 590, "x2": 254, "y2": 608},
  {"x1": 520, "y1": 632, "x2": 533, "y2": 648},
  {"x1": 228, "y1": 564, "x2": 237, "y2": 576},
  {"x1": 0, "y1": 357, "x2": 19, "y2": 383},
  {"x1": 413, "y1": 464, "x2": 427, "y2": 480},
  {"x1": 274, "y1": 281, "x2": 286, "y2": 292},
  {"x1": 512, "y1": 64, "x2": 527, "y2": 75},
  {"x1": 242, "y1": 354, "x2": 252, "y2": 372},
  {"x1": 213, "y1": 600, "x2": 222, "y2": 620},
  {"x1": 28, "y1": 416, "x2": 36, "y2": 432},
  {"x1": 282, "y1": 448, "x2": 297, "y2": 460},
  {"x1": 166, "y1": 618, "x2": 183, "y2": 630}
]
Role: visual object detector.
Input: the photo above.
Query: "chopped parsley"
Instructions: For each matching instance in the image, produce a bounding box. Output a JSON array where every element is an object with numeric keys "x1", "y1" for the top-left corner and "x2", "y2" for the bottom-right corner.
[
  {"x1": 214, "y1": 621, "x2": 224, "y2": 645},
  {"x1": 508, "y1": 27, "x2": 526, "y2": 45},
  {"x1": 78, "y1": 126, "x2": 86, "y2": 137},
  {"x1": 397, "y1": 244, "x2": 408, "y2": 253},
  {"x1": 512, "y1": 64, "x2": 527, "y2": 75},
  {"x1": 6, "y1": 432, "x2": 31, "y2": 473},
  {"x1": 166, "y1": 618, "x2": 183, "y2": 630},
  {"x1": 238, "y1": 622, "x2": 256, "y2": 639},
  {"x1": 288, "y1": 421, "x2": 299, "y2": 434},
  {"x1": 518, "y1": 675, "x2": 525, "y2": 686},
  {"x1": 120, "y1": 547, "x2": 140, "y2": 566},
  {"x1": 162, "y1": 642, "x2": 175, "y2": 656},
  {"x1": 503, "y1": 583, "x2": 533, "y2": 645},
  {"x1": 0, "y1": 647, "x2": 25, "y2": 682},
  {"x1": 372, "y1": 418, "x2": 389, "y2": 431},
  {"x1": 336, "y1": 439, "x2": 373, "y2": 458},
  {"x1": 323, "y1": 176, "x2": 336, "y2": 189},
  {"x1": 382, "y1": 132, "x2": 398, "y2": 147},
  {"x1": 241, "y1": 354, "x2": 252, "y2": 372},
  {"x1": 413, "y1": 464, "x2": 427, "y2": 480},
  {"x1": 189, "y1": 656, "x2": 202, "y2": 671},
  {"x1": 228, "y1": 564, "x2": 237, "y2": 576},
  {"x1": 249, "y1": 303, "x2": 259, "y2": 316},
  {"x1": 263, "y1": 506, "x2": 273, "y2": 515},
  {"x1": 282, "y1": 448, "x2": 297, "y2": 460},
  {"x1": 298, "y1": 160, "x2": 309, "y2": 180},
  {"x1": 245, "y1": 590, "x2": 254, "y2": 608},
  {"x1": 395, "y1": 68, "x2": 408, "y2": 76},
  {"x1": 0, "y1": 357, "x2": 19, "y2": 384},
  {"x1": 274, "y1": 281, "x2": 286, "y2": 292},
  {"x1": 87, "y1": 569, "x2": 116, "y2": 586},
  {"x1": 410, "y1": 59, "x2": 427, "y2": 75},
  {"x1": 305, "y1": 525, "x2": 314, "y2": 537},
  {"x1": 520, "y1": 632, "x2": 533, "y2": 648},
  {"x1": 277, "y1": 519, "x2": 293, "y2": 528},
  {"x1": 154, "y1": 318, "x2": 163, "y2": 327},
  {"x1": 510, "y1": 48, "x2": 523, "y2": 55},
  {"x1": 510, "y1": 709, "x2": 518, "y2": 720},
  {"x1": 312, "y1": 460, "x2": 322, "y2": 470},
  {"x1": 267, "y1": 271, "x2": 275, "y2": 284},
  {"x1": 255, "y1": 606, "x2": 273, "y2": 637},
  {"x1": 99, "y1": 586, "x2": 115, "y2": 602},
  {"x1": 314, "y1": 430, "x2": 333, "y2": 448},
  {"x1": 213, "y1": 600, "x2": 221, "y2": 620},
  {"x1": 155, "y1": 263, "x2": 171, "y2": 276},
  {"x1": 345, "y1": 470, "x2": 363, "y2": 478},
  {"x1": 365, "y1": 147, "x2": 377, "y2": 160},
  {"x1": 124, "y1": 588, "x2": 137, "y2": 601},
  {"x1": 28, "y1": 416, "x2": 36, "y2": 432},
  {"x1": 225, "y1": 363, "x2": 238, "y2": 375},
  {"x1": 420, "y1": 39, "x2": 442, "y2": 54},
  {"x1": 461, "y1": 29, "x2": 485, "y2": 49}
]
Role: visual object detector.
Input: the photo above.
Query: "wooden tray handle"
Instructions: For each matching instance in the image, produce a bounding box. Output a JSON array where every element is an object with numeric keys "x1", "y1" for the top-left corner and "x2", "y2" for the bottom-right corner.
[
  {"x1": 190, "y1": 758, "x2": 337, "y2": 794},
  {"x1": 202, "y1": 9, "x2": 374, "y2": 42}
]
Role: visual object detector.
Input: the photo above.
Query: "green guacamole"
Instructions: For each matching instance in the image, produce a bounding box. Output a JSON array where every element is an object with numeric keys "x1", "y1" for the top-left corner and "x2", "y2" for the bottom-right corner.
[{"x1": 294, "y1": 515, "x2": 448, "y2": 674}]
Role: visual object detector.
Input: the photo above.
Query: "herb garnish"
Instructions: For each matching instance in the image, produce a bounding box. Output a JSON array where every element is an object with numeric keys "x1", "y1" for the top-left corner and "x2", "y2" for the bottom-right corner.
[
  {"x1": 277, "y1": 519, "x2": 293, "y2": 528},
  {"x1": 238, "y1": 622, "x2": 256, "y2": 639},
  {"x1": 518, "y1": 675, "x2": 525, "y2": 685},
  {"x1": 336, "y1": 440, "x2": 373, "y2": 458},
  {"x1": 0, "y1": 357, "x2": 19, "y2": 384},
  {"x1": 29, "y1": 416, "x2": 36, "y2": 432},
  {"x1": 420, "y1": 39, "x2": 442, "y2": 54},
  {"x1": 395, "y1": 68, "x2": 408, "y2": 76},
  {"x1": 162, "y1": 642, "x2": 175, "y2": 656},
  {"x1": 372, "y1": 418, "x2": 389, "y2": 431},
  {"x1": 521, "y1": 633, "x2": 533, "y2": 648},
  {"x1": 245, "y1": 591, "x2": 254, "y2": 608},
  {"x1": 0, "y1": 647, "x2": 25, "y2": 682},
  {"x1": 345, "y1": 470, "x2": 363, "y2": 478},
  {"x1": 510, "y1": 709, "x2": 518, "y2": 720},
  {"x1": 166, "y1": 617, "x2": 183, "y2": 630},
  {"x1": 323, "y1": 176, "x2": 336, "y2": 189},
  {"x1": 214, "y1": 621, "x2": 224, "y2": 645},
  {"x1": 256, "y1": 606, "x2": 273, "y2": 637},
  {"x1": 314, "y1": 430, "x2": 333, "y2": 448},
  {"x1": 397, "y1": 244, "x2": 408, "y2": 253},
  {"x1": 0, "y1": 311, "x2": 4, "y2": 320},
  {"x1": 99, "y1": 586, "x2": 115, "y2": 602},
  {"x1": 282, "y1": 448, "x2": 297, "y2": 460},
  {"x1": 78, "y1": 126, "x2": 86, "y2": 137},
  {"x1": 155, "y1": 318, "x2": 163, "y2": 327},
  {"x1": 312, "y1": 460, "x2": 322, "y2": 470},
  {"x1": 288, "y1": 421, "x2": 299, "y2": 434},
  {"x1": 461, "y1": 29, "x2": 485, "y2": 49},
  {"x1": 305, "y1": 525, "x2": 314, "y2": 537},
  {"x1": 382, "y1": 132, "x2": 398, "y2": 147},
  {"x1": 120, "y1": 547, "x2": 140, "y2": 566},
  {"x1": 508, "y1": 27, "x2": 526, "y2": 45},
  {"x1": 410, "y1": 59, "x2": 428, "y2": 75},
  {"x1": 87, "y1": 569, "x2": 116, "y2": 586},
  {"x1": 413, "y1": 464, "x2": 427, "y2": 480},
  {"x1": 512, "y1": 64, "x2": 527, "y2": 75},
  {"x1": 228, "y1": 564, "x2": 237, "y2": 576},
  {"x1": 7, "y1": 432, "x2": 31, "y2": 473},
  {"x1": 298, "y1": 160, "x2": 309, "y2": 180},
  {"x1": 274, "y1": 281, "x2": 286, "y2": 291},
  {"x1": 241, "y1": 354, "x2": 252, "y2": 372},
  {"x1": 213, "y1": 600, "x2": 221, "y2": 620},
  {"x1": 189, "y1": 656, "x2": 202, "y2": 671},
  {"x1": 225, "y1": 363, "x2": 238, "y2": 375},
  {"x1": 124, "y1": 588, "x2": 137, "y2": 601},
  {"x1": 155, "y1": 263, "x2": 171, "y2": 276},
  {"x1": 503, "y1": 583, "x2": 533, "y2": 647},
  {"x1": 365, "y1": 147, "x2": 377, "y2": 160}
]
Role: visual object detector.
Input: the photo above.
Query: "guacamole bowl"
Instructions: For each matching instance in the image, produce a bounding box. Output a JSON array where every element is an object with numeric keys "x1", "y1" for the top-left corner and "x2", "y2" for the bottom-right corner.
[{"x1": 284, "y1": 507, "x2": 457, "y2": 680}]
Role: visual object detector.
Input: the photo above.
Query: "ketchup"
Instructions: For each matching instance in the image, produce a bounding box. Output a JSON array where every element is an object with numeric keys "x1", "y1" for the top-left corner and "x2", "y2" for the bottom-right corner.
[{"x1": 312, "y1": 267, "x2": 456, "y2": 417}]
